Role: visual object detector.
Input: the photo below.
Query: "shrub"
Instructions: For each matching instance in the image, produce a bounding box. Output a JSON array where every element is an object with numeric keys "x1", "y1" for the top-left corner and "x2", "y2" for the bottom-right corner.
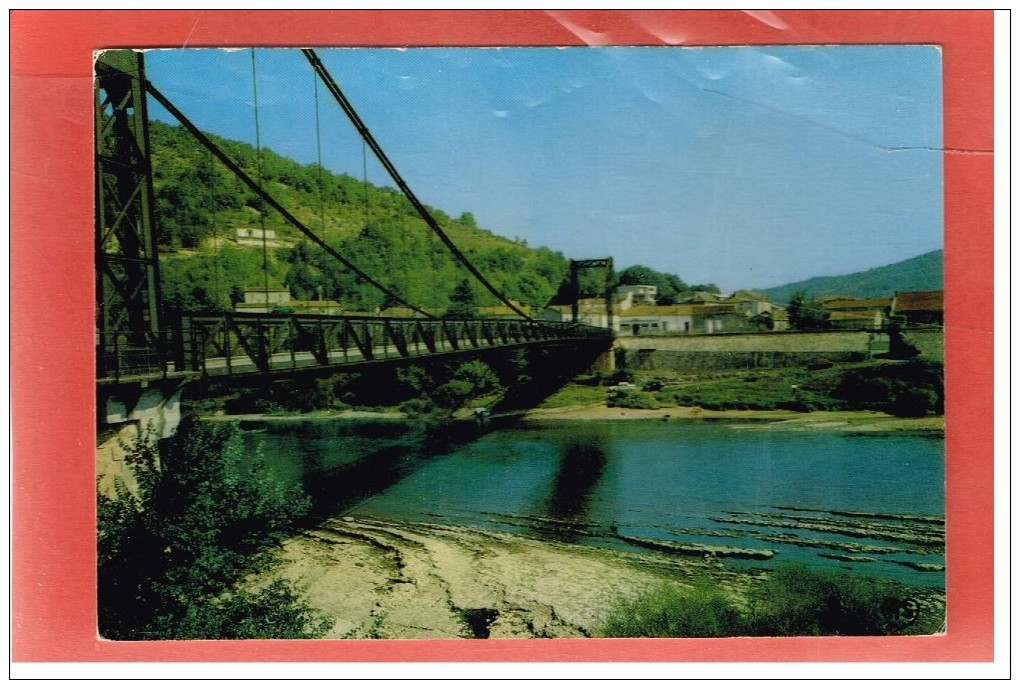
[
  {"x1": 598, "y1": 564, "x2": 926, "y2": 639},
  {"x1": 744, "y1": 563, "x2": 914, "y2": 636},
  {"x1": 97, "y1": 417, "x2": 332, "y2": 639},
  {"x1": 889, "y1": 386, "x2": 939, "y2": 417},
  {"x1": 399, "y1": 397, "x2": 434, "y2": 418},
  {"x1": 600, "y1": 583, "x2": 744, "y2": 638},
  {"x1": 604, "y1": 368, "x2": 637, "y2": 386},
  {"x1": 607, "y1": 390, "x2": 662, "y2": 410},
  {"x1": 432, "y1": 379, "x2": 475, "y2": 410},
  {"x1": 451, "y1": 360, "x2": 501, "y2": 396}
]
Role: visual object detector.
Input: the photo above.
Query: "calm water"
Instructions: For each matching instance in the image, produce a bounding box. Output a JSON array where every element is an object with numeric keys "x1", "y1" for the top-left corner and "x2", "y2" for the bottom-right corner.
[{"x1": 242, "y1": 417, "x2": 945, "y2": 587}]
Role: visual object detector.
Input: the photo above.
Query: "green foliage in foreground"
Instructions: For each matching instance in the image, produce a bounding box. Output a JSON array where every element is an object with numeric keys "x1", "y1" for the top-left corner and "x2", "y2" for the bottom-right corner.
[
  {"x1": 97, "y1": 417, "x2": 333, "y2": 639},
  {"x1": 600, "y1": 582, "x2": 743, "y2": 638},
  {"x1": 599, "y1": 563, "x2": 931, "y2": 638}
]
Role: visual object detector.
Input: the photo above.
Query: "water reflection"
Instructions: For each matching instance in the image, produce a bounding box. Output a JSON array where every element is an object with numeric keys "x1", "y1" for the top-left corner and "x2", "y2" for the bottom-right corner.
[
  {"x1": 285, "y1": 419, "x2": 493, "y2": 519},
  {"x1": 536, "y1": 434, "x2": 608, "y2": 540}
]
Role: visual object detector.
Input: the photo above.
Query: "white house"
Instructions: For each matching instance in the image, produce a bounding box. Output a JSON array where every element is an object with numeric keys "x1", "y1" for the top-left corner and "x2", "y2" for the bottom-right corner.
[
  {"x1": 615, "y1": 284, "x2": 658, "y2": 305},
  {"x1": 617, "y1": 304, "x2": 743, "y2": 335}
]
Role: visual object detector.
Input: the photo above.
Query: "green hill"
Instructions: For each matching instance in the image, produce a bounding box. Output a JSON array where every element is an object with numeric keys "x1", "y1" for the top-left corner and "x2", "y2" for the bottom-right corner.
[
  {"x1": 148, "y1": 120, "x2": 569, "y2": 316},
  {"x1": 755, "y1": 250, "x2": 944, "y2": 304}
]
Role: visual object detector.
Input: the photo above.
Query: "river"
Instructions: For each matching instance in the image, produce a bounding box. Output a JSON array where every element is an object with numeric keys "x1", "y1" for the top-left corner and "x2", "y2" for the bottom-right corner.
[{"x1": 241, "y1": 416, "x2": 945, "y2": 588}]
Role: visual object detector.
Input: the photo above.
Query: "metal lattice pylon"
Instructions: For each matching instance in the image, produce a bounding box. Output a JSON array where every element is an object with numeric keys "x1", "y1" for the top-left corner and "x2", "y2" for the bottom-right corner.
[{"x1": 95, "y1": 50, "x2": 164, "y2": 379}]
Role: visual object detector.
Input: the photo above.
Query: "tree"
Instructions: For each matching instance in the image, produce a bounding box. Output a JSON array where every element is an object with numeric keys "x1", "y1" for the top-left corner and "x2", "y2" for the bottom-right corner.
[
  {"x1": 750, "y1": 311, "x2": 775, "y2": 331},
  {"x1": 787, "y1": 291, "x2": 831, "y2": 330},
  {"x1": 444, "y1": 279, "x2": 479, "y2": 319},
  {"x1": 617, "y1": 265, "x2": 689, "y2": 302},
  {"x1": 97, "y1": 417, "x2": 332, "y2": 639}
]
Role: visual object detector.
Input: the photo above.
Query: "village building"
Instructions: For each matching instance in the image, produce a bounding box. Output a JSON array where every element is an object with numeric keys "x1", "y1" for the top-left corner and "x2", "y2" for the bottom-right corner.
[
  {"x1": 617, "y1": 303, "x2": 745, "y2": 335},
  {"x1": 891, "y1": 290, "x2": 943, "y2": 326},
  {"x1": 615, "y1": 284, "x2": 657, "y2": 305},
  {"x1": 820, "y1": 296, "x2": 892, "y2": 330},
  {"x1": 727, "y1": 290, "x2": 774, "y2": 317},
  {"x1": 827, "y1": 310, "x2": 885, "y2": 330},
  {"x1": 234, "y1": 287, "x2": 292, "y2": 313},
  {"x1": 286, "y1": 299, "x2": 345, "y2": 316},
  {"x1": 234, "y1": 227, "x2": 280, "y2": 247}
]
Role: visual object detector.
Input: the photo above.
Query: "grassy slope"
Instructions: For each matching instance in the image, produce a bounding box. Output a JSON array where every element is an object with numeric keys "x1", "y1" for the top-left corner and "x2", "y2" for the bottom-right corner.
[{"x1": 755, "y1": 250, "x2": 943, "y2": 304}]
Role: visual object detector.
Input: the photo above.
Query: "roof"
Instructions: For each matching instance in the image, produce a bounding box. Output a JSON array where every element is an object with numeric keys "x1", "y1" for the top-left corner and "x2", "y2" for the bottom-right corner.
[
  {"x1": 679, "y1": 291, "x2": 727, "y2": 304},
  {"x1": 619, "y1": 304, "x2": 737, "y2": 318},
  {"x1": 729, "y1": 290, "x2": 770, "y2": 302},
  {"x1": 823, "y1": 298, "x2": 892, "y2": 311},
  {"x1": 829, "y1": 310, "x2": 882, "y2": 321},
  {"x1": 894, "y1": 290, "x2": 943, "y2": 313}
]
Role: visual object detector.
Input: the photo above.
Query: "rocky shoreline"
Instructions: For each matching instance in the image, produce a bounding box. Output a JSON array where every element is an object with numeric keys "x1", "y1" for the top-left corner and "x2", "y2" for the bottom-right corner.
[{"x1": 259, "y1": 515, "x2": 945, "y2": 640}]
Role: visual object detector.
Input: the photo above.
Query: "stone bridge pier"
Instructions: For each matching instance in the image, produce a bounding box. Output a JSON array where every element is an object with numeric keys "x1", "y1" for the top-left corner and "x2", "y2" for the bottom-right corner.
[{"x1": 96, "y1": 379, "x2": 186, "y2": 496}]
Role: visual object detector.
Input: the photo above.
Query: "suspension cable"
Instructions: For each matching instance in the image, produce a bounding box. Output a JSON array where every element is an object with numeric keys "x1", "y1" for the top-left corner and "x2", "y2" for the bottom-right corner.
[
  {"x1": 312, "y1": 65, "x2": 329, "y2": 311},
  {"x1": 209, "y1": 146, "x2": 221, "y2": 308},
  {"x1": 144, "y1": 79, "x2": 436, "y2": 319},
  {"x1": 251, "y1": 50, "x2": 271, "y2": 307},
  {"x1": 302, "y1": 48, "x2": 532, "y2": 321}
]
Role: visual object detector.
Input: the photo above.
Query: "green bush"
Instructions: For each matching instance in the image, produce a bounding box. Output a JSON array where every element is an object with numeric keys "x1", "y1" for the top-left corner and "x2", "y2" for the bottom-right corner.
[
  {"x1": 834, "y1": 359, "x2": 944, "y2": 416},
  {"x1": 399, "y1": 397, "x2": 435, "y2": 417},
  {"x1": 432, "y1": 379, "x2": 475, "y2": 410},
  {"x1": 598, "y1": 563, "x2": 926, "y2": 638},
  {"x1": 97, "y1": 417, "x2": 332, "y2": 639},
  {"x1": 607, "y1": 390, "x2": 662, "y2": 410},
  {"x1": 601, "y1": 583, "x2": 744, "y2": 638},
  {"x1": 744, "y1": 563, "x2": 915, "y2": 636},
  {"x1": 451, "y1": 360, "x2": 501, "y2": 396}
]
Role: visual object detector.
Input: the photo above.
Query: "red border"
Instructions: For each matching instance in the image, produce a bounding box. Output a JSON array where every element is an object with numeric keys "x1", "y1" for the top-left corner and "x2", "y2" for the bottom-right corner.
[{"x1": 10, "y1": 10, "x2": 994, "y2": 662}]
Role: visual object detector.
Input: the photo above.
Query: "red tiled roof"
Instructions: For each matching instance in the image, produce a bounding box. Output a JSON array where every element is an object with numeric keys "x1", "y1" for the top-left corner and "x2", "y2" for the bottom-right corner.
[
  {"x1": 895, "y1": 290, "x2": 943, "y2": 313},
  {"x1": 829, "y1": 310, "x2": 882, "y2": 321},
  {"x1": 823, "y1": 298, "x2": 891, "y2": 311}
]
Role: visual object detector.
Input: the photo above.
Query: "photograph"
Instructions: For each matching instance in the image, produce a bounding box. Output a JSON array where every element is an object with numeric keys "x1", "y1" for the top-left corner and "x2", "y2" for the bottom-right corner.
[
  {"x1": 96, "y1": 43, "x2": 948, "y2": 642},
  {"x1": 11, "y1": 10, "x2": 997, "y2": 667}
]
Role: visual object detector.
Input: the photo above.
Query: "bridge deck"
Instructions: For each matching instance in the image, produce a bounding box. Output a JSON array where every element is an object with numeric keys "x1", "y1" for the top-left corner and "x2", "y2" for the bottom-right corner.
[{"x1": 97, "y1": 313, "x2": 613, "y2": 384}]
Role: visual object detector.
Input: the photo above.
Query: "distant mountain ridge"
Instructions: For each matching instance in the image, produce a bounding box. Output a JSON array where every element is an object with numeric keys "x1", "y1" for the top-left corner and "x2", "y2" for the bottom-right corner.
[{"x1": 755, "y1": 250, "x2": 943, "y2": 304}]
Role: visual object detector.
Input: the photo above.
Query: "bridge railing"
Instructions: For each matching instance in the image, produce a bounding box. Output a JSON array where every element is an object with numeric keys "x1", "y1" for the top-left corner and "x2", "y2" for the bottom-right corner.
[
  {"x1": 96, "y1": 332, "x2": 167, "y2": 382},
  {"x1": 178, "y1": 313, "x2": 611, "y2": 377}
]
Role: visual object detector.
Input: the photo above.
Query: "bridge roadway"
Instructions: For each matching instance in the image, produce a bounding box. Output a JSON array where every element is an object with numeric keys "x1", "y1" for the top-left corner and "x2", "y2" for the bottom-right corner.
[{"x1": 97, "y1": 313, "x2": 613, "y2": 384}]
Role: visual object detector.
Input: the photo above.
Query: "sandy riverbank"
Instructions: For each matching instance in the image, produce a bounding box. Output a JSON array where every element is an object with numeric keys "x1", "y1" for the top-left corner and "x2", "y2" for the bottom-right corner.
[
  {"x1": 515, "y1": 405, "x2": 944, "y2": 433},
  {"x1": 259, "y1": 515, "x2": 945, "y2": 640},
  {"x1": 263, "y1": 516, "x2": 762, "y2": 639},
  {"x1": 205, "y1": 405, "x2": 943, "y2": 435}
]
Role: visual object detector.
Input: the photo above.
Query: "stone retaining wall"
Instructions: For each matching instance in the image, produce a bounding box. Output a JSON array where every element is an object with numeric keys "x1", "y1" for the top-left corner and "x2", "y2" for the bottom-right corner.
[{"x1": 616, "y1": 331, "x2": 887, "y2": 372}]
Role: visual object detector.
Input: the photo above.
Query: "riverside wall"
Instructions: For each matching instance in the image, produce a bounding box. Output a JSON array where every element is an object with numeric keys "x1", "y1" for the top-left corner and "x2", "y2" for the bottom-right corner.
[{"x1": 615, "y1": 331, "x2": 894, "y2": 372}]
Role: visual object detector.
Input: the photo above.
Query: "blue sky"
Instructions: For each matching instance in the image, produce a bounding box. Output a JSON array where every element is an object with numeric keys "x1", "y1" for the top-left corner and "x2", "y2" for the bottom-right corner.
[{"x1": 143, "y1": 46, "x2": 943, "y2": 294}]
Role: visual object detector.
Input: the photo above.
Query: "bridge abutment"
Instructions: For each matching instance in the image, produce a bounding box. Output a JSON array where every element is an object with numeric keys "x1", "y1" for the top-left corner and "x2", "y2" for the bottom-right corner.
[
  {"x1": 97, "y1": 379, "x2": 186, "y2": 497},
  {"x1": 588, "y1": 346, "x2": 617, "y2": 373}
]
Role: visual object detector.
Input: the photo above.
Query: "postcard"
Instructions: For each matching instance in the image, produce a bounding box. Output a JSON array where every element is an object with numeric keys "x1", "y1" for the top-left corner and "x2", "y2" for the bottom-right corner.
[{"x1": 11, "y1": 9, "x2": 997, "y2": 668}]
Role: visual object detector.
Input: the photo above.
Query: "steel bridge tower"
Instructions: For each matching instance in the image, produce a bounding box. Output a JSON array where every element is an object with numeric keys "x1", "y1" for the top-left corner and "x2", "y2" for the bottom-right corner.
[
  {"x1": 95, "y1": 50, "x2": 164, "y2": 380},
  {"x1": 569, "y1": 258, "x2": 615, "y2": 331}
]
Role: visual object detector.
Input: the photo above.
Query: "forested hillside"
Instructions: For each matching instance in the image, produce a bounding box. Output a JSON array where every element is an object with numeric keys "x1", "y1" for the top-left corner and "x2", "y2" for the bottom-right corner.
[
  {"x1": 755, "y1": 250, "x2": 944, "y2": 304},
  {"x1": 149, "y1": 120, "x2": 569, "y2": 316}
]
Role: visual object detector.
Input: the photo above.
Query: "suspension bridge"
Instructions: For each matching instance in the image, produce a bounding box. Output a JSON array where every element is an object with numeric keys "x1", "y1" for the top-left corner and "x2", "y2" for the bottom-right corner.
[{"x1": 96, "y1": 49, "x2": 615, "y2": 390}]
